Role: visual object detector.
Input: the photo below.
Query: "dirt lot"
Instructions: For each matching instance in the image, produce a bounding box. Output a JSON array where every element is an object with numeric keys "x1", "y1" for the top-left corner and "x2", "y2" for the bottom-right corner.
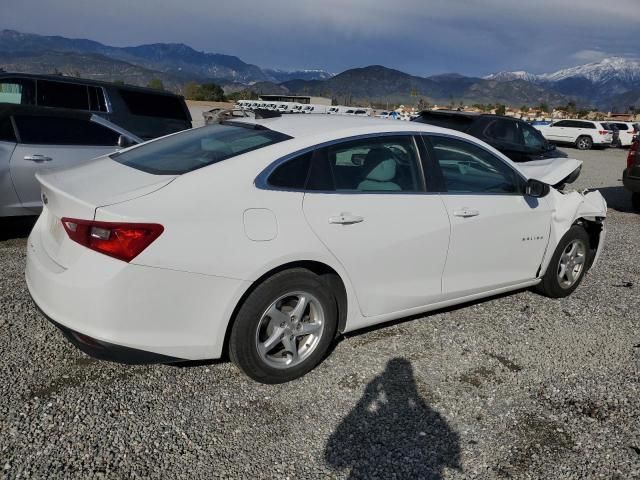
[{"x1": 1, "y1": 146, "x2": 639, "y2": 479}]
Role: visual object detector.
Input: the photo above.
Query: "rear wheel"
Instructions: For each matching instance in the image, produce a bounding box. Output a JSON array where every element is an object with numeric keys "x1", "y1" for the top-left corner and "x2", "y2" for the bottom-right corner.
[
  {"x1": 632, "y1": 192, "x2": 640, "y2": 212},
  {"x1": 229, "y1": 269, "x2": 337, "y2": 383},
  {"x1": 575, "y1": 136, "x2": 593, "y2": 150},
  {"x1": 535, "y1": 226, "x2": 591, "y2": 298}
]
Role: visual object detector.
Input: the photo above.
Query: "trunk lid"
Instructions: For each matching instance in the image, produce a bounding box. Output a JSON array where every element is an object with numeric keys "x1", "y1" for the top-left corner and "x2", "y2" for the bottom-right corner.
[
  {"x1": 36, "y1": 156, "x2": 175, "y2": 268},
  {"x1": 517, "y1": 157, "x2": 582, "y2": 188}
]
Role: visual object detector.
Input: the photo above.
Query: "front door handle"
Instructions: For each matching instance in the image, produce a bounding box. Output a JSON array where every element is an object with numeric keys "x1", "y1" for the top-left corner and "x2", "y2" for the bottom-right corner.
[
  {"x1": 452, "y1": 208, "x2": 480, "y2": 218},
  {"x1": 328, "y1": 213, "x2": 364, "y2": 225},
  {"x1": 24, "y1": 154, "x2": 52, "y2": 162}
]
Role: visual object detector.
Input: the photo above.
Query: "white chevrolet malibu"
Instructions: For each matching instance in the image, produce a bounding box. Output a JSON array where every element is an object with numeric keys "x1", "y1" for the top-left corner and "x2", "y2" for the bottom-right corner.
[{"x1": 26, "y1": 115, "x2": 607, "y2": 383}]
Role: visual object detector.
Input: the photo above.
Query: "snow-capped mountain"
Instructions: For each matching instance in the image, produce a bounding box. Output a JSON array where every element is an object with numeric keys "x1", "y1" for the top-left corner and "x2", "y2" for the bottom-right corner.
[
  {"x1": 539, "y1": 57, "x2": 640, "y2": 84},
  {"x1": 486, "y1": 57, "x2": 640, "y2": 86},
  {"x1": 484, "y1": 70, "x2": 539, "y2": 82},
  {"x1": 264, "y1": 68, "x2": 334, "y2": 82},
  {"x1": 485, "y1": 57, "x2": 640, "y2": 107}
]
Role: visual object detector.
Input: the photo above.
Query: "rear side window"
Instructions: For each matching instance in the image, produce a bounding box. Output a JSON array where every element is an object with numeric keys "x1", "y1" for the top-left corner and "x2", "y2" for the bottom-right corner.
[
  {"x1": 0, "y1": 79, "x2": 36, "y2": 105},
  {"x1": 13, "y1": 115, "x2": 120, "y2": 146},
  {"x1": 37, "y1": 80, "x2": 89, "y2": 110},
  {"x1": 553, "y1": 120, "x2": 570, "y2": 127},
  {"x1": 268, "y1": 152, "x2": 312, "y2": 189},
  {"x1": 113, "y1": 124, "x2": 291, "y2": 175},
  {"x1": 119, "y1": 89, "x2": 188, "y2": 120},
  {"x1": 0, "y1": 117, "x2": 16, "y2": 142}
]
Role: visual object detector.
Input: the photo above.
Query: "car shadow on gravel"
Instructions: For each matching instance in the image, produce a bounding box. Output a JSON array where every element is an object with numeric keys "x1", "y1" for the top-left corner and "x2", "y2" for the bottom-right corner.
[
  {"x1": 325, "y1": 358, "x2": 461, "y2": 479},
  {"x1": 0, "y1": 216, "x2": 37, "y2": 241}
]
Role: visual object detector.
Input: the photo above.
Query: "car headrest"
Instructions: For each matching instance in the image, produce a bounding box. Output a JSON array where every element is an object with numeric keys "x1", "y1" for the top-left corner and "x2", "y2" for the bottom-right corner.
[{"x1": 363, "y1": 148, "x2": 397, "y2": 182}]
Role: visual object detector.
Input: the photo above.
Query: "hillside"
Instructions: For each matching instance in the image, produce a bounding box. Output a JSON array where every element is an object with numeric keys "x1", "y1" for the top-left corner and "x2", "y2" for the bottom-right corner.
[{"x1": 281, "y1": 65, "x2": 571, "y2": 106}]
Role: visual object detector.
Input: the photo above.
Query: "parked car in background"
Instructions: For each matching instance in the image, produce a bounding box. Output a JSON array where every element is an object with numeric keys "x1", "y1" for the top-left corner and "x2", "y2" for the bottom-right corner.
[
  {"x1": 412, "y1": 110, "x2": 570, "y2": 164},
  {"x1": 605, "y1": 122, "x2": 638, "y2": 147},
  {"x1": 601, "y1": 123, "x2": 620, "y2": 147},
  {"x1": 0, "y1": 73, "x2": 191, "y2": 140},
  {"x1": 536, "y1": 119, "x2": 613, "y2": 150},
  {"x1": 26, "y1": 115, "x2": 606, "y2": 383},
  {"x1": 623, "y1": 136, "x2": 640, "y2": 210},
  {"x1": 0, "y1": 104, "x2": 141, "y2": 217}
]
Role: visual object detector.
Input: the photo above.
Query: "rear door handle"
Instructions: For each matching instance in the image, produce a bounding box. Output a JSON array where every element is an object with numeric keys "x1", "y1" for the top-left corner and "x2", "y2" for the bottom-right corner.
[
  {"x1": 452, "y1": 208, "x2": 480, "y2": 218},
  {"x1": 328, "y1": 213, "x2": 364, "y2": 225},
  {"x1": 24, "y1": 154, "x2": 52, "y2": 162}
]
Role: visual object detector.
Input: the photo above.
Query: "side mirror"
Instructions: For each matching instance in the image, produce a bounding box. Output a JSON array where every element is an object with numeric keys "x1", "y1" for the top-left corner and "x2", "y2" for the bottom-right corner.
[
  {"x1": 525, "y1": 179, "x2": 550, "y2": 198},
  {"x1": 117, "y1": 135, "x2": 136, "y2": 148}
]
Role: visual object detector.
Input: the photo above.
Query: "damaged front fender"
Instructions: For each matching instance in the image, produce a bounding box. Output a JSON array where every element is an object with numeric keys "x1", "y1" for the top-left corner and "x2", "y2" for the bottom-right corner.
[{"x1": 539, "y1": 189, "x2": 607, "y2": 276}]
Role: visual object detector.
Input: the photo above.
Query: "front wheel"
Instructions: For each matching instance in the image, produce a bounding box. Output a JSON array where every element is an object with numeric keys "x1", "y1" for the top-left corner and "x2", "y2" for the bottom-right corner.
[
  {"x1": 229, "y1": 269, "x2": 337, "y2": 383},
  {"x1": 575, "y1": 136, "x2": 593, "y2": 150},
  {"x1": 535, "y1": 226, "x2": 591, "y2": 298}
]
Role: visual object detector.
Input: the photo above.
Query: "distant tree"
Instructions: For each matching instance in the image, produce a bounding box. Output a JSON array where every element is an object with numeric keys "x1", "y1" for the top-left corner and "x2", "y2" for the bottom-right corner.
[
  {"x1": 520, "y1": 105, "x2": 529, "y2": 112},
  {"x1": 417, "y1": 98, "x2": 430, "y2": 111},
  {"x1": 576, "y1": 109, "x2": 590, "y2": 119},
  {"x1": 495, "y1": 104, "x2": 506, "y2": 115},
  {"x1": 485, "y1": 103, "x2": 495, "y2": 112},
  {"x1": 227, "y1": 89, "x2": 258, "y2": 101},
  {"x1": 147, "y1": 78, "x2": 164, "y2": 90},
  {"x1": 183, "y1": 82, "x2": 226, "y2": 101},
  {"x1": 537, "y1": 102, "x2": 549, "y2": 113}
]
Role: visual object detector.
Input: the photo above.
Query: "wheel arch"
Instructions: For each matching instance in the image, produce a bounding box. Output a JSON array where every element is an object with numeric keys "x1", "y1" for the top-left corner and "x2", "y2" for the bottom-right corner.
[{"x1": 221, "y1": 260, "x2": 349, "y2": 359}]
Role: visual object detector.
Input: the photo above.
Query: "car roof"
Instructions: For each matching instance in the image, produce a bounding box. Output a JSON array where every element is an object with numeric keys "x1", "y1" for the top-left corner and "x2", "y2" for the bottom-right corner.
[
  {"x1": 0, "y1": 72, "x2": 184, "y2": 98},
  {"x1": 232, "y1": 114, "x2": 456, "y2": 139}
]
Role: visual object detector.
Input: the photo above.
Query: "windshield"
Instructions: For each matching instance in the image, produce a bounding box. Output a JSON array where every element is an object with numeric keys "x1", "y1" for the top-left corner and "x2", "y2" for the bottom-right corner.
[{"x1": 112, "y1": 123, "x2": 291, "y2": 175}]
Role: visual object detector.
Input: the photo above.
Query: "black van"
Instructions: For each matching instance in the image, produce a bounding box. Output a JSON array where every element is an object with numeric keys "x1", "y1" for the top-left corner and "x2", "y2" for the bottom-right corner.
[
  {"x1": 412, "y1": 110, "x2": 567, "y2": 163},
  {"x1": 0, "y1": 73, "x2": 192, "y2": 140}
]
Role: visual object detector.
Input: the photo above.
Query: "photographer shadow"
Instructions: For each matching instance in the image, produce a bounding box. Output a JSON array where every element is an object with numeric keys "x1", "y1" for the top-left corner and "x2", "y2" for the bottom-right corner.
[{"x1": 325, "y1": 358, "x2": 461, "y2": 479}]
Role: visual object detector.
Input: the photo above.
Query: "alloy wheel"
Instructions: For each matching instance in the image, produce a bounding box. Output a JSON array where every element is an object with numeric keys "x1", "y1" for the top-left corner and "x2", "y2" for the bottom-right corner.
[
  {"x1": 255, "y1": 291, "x2": 325, "y2": 369},
  {"x1": 557, "y1": 239, "x2": 587, "y2": 289}
]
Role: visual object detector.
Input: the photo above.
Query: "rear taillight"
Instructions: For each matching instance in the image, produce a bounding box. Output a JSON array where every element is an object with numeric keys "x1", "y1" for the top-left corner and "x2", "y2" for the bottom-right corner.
[
  {"x1": 628, "y1": 141, "x2": 639, "y2": 169},
  {"x1": 61, "y1": 218, "x2": 164, "y2": 262},
  {"x1": 599, "y1": 130, "x2": 609, "y2": 135}
]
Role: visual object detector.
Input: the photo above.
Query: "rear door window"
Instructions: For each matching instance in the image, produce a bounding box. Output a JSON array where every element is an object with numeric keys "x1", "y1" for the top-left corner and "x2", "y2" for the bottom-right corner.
[
  {"x1": 13, "y1": 115, "x2": 120, "y2": 146},
  {"x1": 484, "y1": 119, "x2": 523, "y2": 145},
  {"x1": 113, "y1": 123, "x2": 291, "y2": 175},
  {"x1": 118, "y1": 89, "x2": 188, "y2": 120},
  {"x1": 37, "y1": 80, "x2": 90, "y2": 110},
  {"x1": 322, "y1": 136, "x2": 424, "y2": 192}
]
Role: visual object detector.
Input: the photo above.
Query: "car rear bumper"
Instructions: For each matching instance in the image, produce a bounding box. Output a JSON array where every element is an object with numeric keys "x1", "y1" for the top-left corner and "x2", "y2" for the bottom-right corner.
[
  {"x1": 623, "y1": 168, "x2": 640, "y2": 192},
  {"x1": 26, "y1": 214, "x2": 250, "y2": 362}
]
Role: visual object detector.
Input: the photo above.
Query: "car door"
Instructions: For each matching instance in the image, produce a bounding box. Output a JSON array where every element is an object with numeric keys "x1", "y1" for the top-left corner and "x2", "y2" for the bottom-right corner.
[
  {"x1": 302, "y1": 134, "x2": 451, "y2": 317},
  {"x1": 423, "y1": 134, "x2": 552, "y2": 299},
  {"x1": 544, "y1": 120, "x2": 569, "y2": 142},
  {"x1": 10, "y1": 113, "x2": 122, "y2": 212}
]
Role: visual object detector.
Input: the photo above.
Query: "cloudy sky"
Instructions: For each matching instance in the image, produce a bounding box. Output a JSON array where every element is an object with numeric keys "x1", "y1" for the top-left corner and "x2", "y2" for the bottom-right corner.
[{"x1": 3, "y1": 0, "x2": 639, "y2": 76}]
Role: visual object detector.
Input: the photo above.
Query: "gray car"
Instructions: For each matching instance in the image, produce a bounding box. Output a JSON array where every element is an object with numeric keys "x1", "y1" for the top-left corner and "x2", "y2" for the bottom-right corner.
[{"x1": 0, "y1": 104, "x2": 141, "y2": 217}]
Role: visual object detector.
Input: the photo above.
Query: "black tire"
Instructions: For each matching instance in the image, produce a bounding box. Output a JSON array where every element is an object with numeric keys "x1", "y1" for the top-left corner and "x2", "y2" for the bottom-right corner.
[
  {"x1": 575, "y1": 136, "x2": 593, "y2": 150},
  {"x1": 229, "y1": 268, "x2": 337, "y2": 383},
  {"x1": 632, "y1": 192, "x2": 640, "y2": 212},
  {"x1": 535, "y1": 226, "x2": 591, "y2": 298}
]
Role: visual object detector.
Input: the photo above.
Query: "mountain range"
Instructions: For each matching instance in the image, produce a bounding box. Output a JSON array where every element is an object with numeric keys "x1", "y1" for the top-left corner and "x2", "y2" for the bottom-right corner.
[{"x1": 1, "y1": 29, "x2": 639, "y2": 110}]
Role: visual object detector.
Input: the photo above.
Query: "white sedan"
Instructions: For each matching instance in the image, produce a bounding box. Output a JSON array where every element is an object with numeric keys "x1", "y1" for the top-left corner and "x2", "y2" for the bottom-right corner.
[{"x1": 26, "y1": 115, "x2": 607, "y2": 383}]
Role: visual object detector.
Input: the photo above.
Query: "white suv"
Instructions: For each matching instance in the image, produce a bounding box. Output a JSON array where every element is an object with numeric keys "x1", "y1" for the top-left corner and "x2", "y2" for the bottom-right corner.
[{"x1": 537, "y1": 120, "x2": 613, "y2": 150}]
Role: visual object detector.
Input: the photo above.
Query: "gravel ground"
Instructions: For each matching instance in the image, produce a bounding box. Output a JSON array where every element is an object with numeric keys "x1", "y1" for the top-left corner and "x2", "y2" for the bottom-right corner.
[{"x1": 1, "y1": 146, "x2": 639, "y2": 479}]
